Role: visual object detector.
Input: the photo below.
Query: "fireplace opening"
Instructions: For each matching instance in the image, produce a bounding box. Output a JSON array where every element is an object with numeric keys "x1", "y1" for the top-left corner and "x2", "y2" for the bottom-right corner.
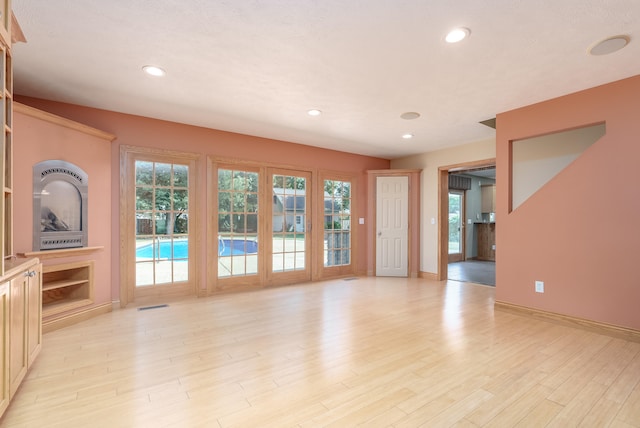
[{"x1": 33, "y1": 160, "x2": 88, "y2": 251}]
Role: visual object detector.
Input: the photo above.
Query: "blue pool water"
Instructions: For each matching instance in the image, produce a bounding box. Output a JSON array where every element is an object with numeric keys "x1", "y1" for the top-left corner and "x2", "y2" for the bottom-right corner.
[
  {"x1": 136, "y1": 238, "x2": 258, "y2": 259},
  {"x1": 218, "y1": 238, "x2": 258, "y2": 256}
]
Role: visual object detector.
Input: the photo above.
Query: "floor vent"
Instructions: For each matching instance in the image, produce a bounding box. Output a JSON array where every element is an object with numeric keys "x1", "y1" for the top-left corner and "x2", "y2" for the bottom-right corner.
[
  {"x1": 138, "y1": 304, "x2": 169, "y2": 311},
  {"x1": 343, "y1": 277, "x2": 358, "y2": 281}
]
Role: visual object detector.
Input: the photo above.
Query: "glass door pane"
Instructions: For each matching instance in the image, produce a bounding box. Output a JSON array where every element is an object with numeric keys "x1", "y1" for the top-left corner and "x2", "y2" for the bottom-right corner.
[
  {"x1": 448, "y1": 191, "x2": 464, "y2": 263},
  {"x1": 135, "y1": 161, "x2": 190, "y2": 286},
  {"x1": 323, "y1": 179, "x2": 351, "y2": 267},
  {"x1": 217, "y1": 168, "x2": 259, "y2": 278},
  {"x1": 269, "y1": 169, "x2": 311, "y2": 281}
]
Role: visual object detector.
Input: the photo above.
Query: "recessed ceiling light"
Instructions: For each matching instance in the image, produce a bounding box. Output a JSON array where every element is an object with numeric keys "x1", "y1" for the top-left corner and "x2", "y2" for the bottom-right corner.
[
  {"x1": 402, "y1": 133, "x2": 414, "y2": 139},
  {"x1": 588, "y1": 35, "x2": 630, "y2": 56},
  {"x1": 307, "y1": 109, "x2": 322, "y2": 116},
  {"x1": 400, "y1": 112, "x2": 421, "y2": 120},
  {"x1": 445, "y1": 27, "x2": 470, "y2": 43},
  {"x1": 142, "y1": 65, "x2": 166, "y2": 77}
]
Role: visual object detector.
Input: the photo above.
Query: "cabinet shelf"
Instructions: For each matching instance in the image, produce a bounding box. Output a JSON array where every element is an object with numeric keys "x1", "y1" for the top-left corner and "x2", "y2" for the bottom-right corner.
[
  {"x1": 42, "y1": 279, "x2": 89, "y2": 292},
  {"x1": 42, "y1": 260, "x2": 94, "y2": 320}
]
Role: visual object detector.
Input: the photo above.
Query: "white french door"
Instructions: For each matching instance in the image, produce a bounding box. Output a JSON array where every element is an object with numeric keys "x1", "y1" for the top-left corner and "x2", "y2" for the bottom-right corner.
[{"x1": 375, "y1": 176, "x2": 408, "y2": 277}]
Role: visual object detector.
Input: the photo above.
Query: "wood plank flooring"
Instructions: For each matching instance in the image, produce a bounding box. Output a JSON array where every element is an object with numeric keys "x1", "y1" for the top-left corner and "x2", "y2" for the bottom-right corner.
[{"x1": 2, "y1": 277, "x2": 640, "y2": 427}]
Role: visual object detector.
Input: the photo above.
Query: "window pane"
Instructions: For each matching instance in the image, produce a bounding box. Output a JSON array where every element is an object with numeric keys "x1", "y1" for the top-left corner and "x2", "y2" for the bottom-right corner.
[
  {"x1": 154, "y1": 213, "x2": 168, "y2": 235},
  {"x1": 232, "y1": 256, "x2": 246, "y2": 275},
  {"x1": 246, "y1": 214, "x2": 258, "y2": 233},
  {"x1": 233, "y1": 193, "x2": 245, "y2": 212},
  {"x1": 235, "y1": 214, "x2": 246, "y2": 233},
  {"x1": 135, "y1": 161, "x2": 153, "y2": 185},
  {"x1": 136, "y1": 262, "x2": 154, "y2": 286},
  {"x1": 232, "y1": 171, "x2": 246, "y2": 191},
  {"x1": 155, "y1": 189, "x2": 171, "y2": 211},
  {"x1": 246, "y1": 193, "x2": 258, "y2": 211},
  {"x1": 246, "y1": 254, "x2": 258, "y2": 275},
  {"x1": 173, "y1": 260, "x2": 188, "y2": 282},
  {"x1": 136, "y1": 213, "x2": 153, "y2": 236},
  {"x1": 272, "y1": 253, "x2": 284, "y2": 272},
  {"x1": 155, "y1": 262, "x2": 173, "y2": 284},
  {"x1": 247, "y1": 172, "x2": 259, "y2": 192},
  {"x1": 218, "y1": 192, "x2": 231, "y2": 212},
  {"x1": 174, "y1": 215, "x2": 188, "y2": 234},
  {"x1": 136, "y1": 187, "x2": 153, "y2": 210},
  {"x1": 219, "y1": 169, "x2": 232, "y2": 190},
  {"x1": 218, "y1": 214, "x2": 231, "y2": 233},
  {"x1": 155, "y1": 163, "x2": 171, "y2": 186},
  {"x1": 173, "y1": 189, "x2": 188, "y2": 210},
  {"x1": 173, "y1": 164, "x2": 188, "y2": 187}
]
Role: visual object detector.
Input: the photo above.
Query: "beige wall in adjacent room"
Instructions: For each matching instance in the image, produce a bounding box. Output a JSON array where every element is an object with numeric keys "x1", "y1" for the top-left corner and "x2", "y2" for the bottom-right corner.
[
  {"x1": 391, "y1": 138, "x2": 496, "y2": 275},
  {"x1": 512, "y1": 123, "x2": 605, "y2": 210}
]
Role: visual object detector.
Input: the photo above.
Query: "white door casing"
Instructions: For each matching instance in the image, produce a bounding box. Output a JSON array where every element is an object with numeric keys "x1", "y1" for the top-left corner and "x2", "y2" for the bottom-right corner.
[{"x1": 376, "y1": 176, "x2": 408, "y2": 277}]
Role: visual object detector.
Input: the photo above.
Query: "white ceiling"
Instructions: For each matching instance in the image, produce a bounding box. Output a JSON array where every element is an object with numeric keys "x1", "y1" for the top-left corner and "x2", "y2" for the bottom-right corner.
[{"x1": 11, "y1": 1, "x2": 640, "y2": 160}]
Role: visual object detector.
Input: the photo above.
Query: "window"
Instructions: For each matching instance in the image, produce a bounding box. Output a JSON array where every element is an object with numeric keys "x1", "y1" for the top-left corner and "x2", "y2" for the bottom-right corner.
[{"x1": 323, "y1": 179, "x2": 351, "y2": 267}]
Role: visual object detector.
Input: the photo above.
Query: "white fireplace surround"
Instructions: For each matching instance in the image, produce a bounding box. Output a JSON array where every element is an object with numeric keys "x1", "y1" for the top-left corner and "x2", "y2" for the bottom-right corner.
[{"x1": 33, "y1": 160, "x2": 88, "y2": 251}]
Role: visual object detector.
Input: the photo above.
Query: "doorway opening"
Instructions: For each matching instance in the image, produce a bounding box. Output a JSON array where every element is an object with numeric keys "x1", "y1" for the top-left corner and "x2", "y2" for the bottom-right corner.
[{"x1": 438, "y1": 160, "x2": 496, "y2": 286}]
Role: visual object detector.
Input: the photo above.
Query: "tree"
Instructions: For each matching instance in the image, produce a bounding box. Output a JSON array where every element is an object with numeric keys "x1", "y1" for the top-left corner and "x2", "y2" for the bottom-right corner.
[
  {"x1": 135, "y1": 161, "x2": 189, "y2": 235},
  {"x1": 218, "y1": 169, "x2": 259, "y2": 233}
]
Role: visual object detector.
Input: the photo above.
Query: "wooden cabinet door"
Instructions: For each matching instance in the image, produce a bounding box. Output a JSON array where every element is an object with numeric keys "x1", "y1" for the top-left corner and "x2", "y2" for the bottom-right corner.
[
  {"x1": 0, "y1": 282, "x2": 9, "y2": 416},
  {"x1": 27, "y1": 265, "x2": 42, "y2": 366},
  {"x1": 9, "y1": 273, "x2": 27, "y2": 398},
  {"x1": 481, "y1": 185, "x2": 495, "y2": 213}
]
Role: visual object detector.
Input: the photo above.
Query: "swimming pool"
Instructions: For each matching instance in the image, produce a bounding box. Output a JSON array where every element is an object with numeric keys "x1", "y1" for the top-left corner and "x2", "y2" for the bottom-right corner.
[
  {"x1": 136, "y1": 238, "x2": 258, "y2": 259},
  {"x1": 218, "y1": 238, "x2": 258, "y2": 256}
]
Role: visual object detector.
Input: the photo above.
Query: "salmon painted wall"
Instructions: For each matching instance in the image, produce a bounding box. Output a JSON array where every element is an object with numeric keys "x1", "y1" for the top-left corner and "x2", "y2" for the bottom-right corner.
[
  {"x1": 496, "y1": 75, "x2": 640, "y2": 330},
  {"x1": 15, "y1": 96, "x2": 390, "y2": 300},
  {"x1": 13, "y1": 108, "x2": 113, "y2": 310}
]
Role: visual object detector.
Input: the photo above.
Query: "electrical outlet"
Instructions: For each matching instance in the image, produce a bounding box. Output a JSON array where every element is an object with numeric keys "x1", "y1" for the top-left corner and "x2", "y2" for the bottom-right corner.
[{"x1": 535, "y1": 281, "x2": 544, "y2": 293}]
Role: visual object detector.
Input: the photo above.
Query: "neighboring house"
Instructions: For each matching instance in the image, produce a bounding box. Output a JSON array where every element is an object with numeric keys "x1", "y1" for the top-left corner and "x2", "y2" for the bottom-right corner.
[
  {"x1": 272, "y1": 188, "x2": 349, "y2": 232},
  {"x1": 272, "y1": 188, "x2": 305, "y2": 232}
]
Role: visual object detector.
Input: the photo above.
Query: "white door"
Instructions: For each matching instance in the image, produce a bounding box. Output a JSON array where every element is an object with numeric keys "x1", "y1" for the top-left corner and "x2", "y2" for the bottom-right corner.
[{"x1": 376, "y1": 176, "x2": 408, "y2": 276}]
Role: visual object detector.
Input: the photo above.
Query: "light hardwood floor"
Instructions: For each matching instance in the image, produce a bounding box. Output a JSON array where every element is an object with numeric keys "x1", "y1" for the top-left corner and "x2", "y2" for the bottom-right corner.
[{"x1": 2, "y1": 277, "x2": 640, "y2": 427}]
